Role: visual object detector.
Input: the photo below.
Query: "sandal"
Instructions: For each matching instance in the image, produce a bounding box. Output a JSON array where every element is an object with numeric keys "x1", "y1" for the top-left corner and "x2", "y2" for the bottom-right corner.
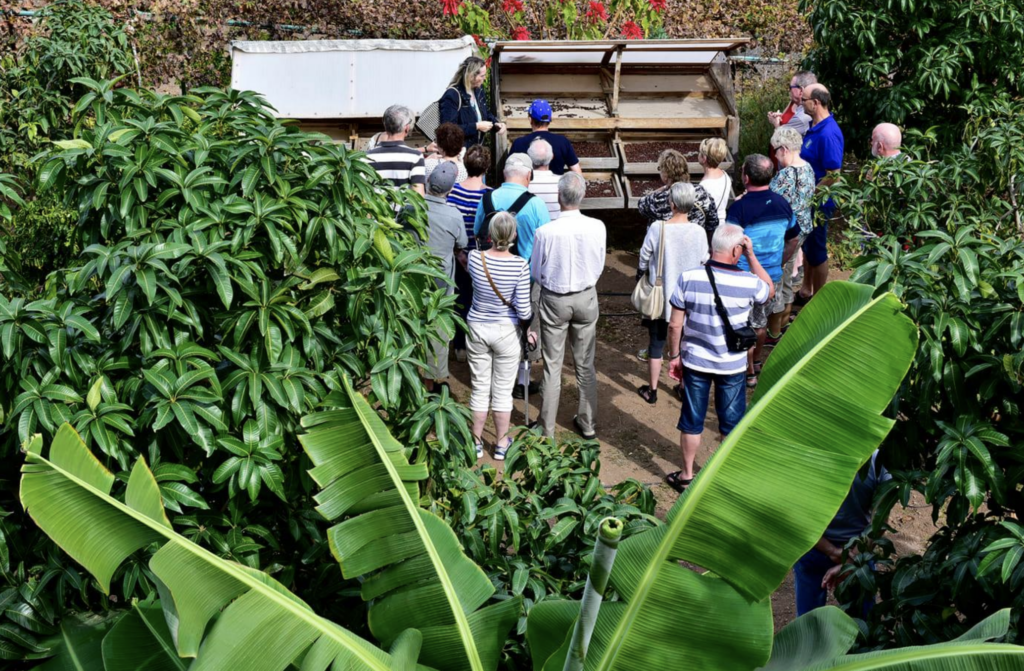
[
  {"x1": 494, "y1": 438, "x2": 512, "y2": 461},
  {"x1": 637, "y1": 384, "x2": 658, "y2": 405},
  {"x1": 746, "y1": 374, "x2": 758, "y2": 388},
  {"x1": 666, "y1": 470, "x2": 693, "y2": 493}
]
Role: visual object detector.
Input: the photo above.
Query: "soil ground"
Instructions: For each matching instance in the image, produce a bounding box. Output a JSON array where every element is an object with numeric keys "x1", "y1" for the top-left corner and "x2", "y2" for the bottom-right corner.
[{"x1": 444, "y1": 215, "x2": 938, "y2": 632}]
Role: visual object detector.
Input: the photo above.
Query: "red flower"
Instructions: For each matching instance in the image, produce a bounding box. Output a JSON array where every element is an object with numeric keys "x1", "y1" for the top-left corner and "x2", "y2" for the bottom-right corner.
[
  {"x1": 502, "y1": 0, "x2": 524, "y2": 13},
  {"x1": 621, "y1": 20, "x2": 643, "y2": 39},
  {"x1": 472, "y1": 34, "x2": 485, "y2": 48},
  {"x1": 512, "y1": 26, "x2": 530, "y2": 40},
  {"x1": 585, "y1": 1, "x2": 609, "y2": 22},
  {"x1": 441, "y1": 0, "x2": 462, "y2": 15},
  {"x1": 649, "y1": 0, "x2": 667, "y2": 11}
]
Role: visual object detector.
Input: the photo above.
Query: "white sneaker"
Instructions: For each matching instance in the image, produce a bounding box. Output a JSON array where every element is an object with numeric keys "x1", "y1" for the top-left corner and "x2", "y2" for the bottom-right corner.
[
  {"x1": 494, "y1": 440, "x2": 511, "y2": 461},
  {"x1": 637, "y1": 348, "x2": 649, "y2": 362},
  {"x1": 474, "y1": 442, "x2": 484, "y2": 459}
]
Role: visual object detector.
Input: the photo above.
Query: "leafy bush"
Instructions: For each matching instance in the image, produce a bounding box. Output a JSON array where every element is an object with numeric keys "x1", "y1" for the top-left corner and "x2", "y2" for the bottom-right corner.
[
  {"x1": 736, "y1": 66, "x2": 790, "y2": 166},
  {"x1": 0, "y1": 81, "x2": 465, "y2": 662},
  {"x1": 801, "y1": 0, "x2": 1024, "y2": 147},
  {"x1": 433, "y1": 431, "x2": 659, "y2": 668},
  {"x1": 824, "y1": 97, "x2": 1024, "y2": 646}
]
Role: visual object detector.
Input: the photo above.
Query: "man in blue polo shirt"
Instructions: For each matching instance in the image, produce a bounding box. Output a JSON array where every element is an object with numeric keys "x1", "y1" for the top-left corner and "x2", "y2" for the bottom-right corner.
[
  {"x1": 797, "y1": 83, "x2": 844, "y2": 304},
  {"x1": 726, "y1": 154, "x2": 800, "y2": 387},
  {"x1": 509, "y1": 100, "x2": 583, "y2": 176}
]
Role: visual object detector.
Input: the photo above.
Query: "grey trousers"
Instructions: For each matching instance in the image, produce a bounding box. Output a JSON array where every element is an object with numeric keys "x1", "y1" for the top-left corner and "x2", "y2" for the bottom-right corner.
[{"x1": 538, "y1": 285, "x2": 599, "y2": 437}]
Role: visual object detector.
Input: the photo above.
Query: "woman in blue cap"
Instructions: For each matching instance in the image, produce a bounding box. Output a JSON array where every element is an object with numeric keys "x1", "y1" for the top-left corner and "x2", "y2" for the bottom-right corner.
[
  {"x1": 440, "y1": 57, "x2": 506, "y2": 148},
  {"x1": 509, "y1": 99, "x2": 583, "y2": 176}
]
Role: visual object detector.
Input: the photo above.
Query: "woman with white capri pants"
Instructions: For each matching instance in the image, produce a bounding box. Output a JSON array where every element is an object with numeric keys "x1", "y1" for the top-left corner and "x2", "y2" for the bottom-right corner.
[{"x1": 467, "y1": 212, "x2": 535, "y2": 460}]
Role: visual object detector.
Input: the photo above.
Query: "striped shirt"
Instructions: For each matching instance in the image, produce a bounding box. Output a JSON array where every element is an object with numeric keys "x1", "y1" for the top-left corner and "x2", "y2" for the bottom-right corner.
[
  {"x1": 365, "y1": 141, "x2": 425, "y2": 188},
  {"x1": 467, "y1": 250, "x2": 532, "y2": 324},
  {"x1": 528, "y1": 170, "x2": 561, "y2": 220},
  {"x1": 448, "y1": 183, "x2": 491, "y2": 250},
  {"x1": 670, "y1": 261, "x2": 771, "y2": 375}
]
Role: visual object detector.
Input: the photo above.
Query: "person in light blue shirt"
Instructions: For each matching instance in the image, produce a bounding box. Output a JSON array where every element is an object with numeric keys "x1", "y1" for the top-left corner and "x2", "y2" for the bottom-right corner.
[
  {"x1": 473, "y1": 153, "x2": 551, "y2": 266},
  {"x1": 726, "y1": 154, "x2": 800, "y2": 388}
]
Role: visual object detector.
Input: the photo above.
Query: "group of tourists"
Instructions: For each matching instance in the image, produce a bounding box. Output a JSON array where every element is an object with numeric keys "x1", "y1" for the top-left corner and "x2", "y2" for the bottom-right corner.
[{"x1": 364, "y1": 58, "x2": 906, "y2": 615}]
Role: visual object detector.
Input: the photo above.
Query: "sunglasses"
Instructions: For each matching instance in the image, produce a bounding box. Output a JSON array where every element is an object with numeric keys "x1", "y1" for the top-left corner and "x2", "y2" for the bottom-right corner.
[{"x1": 789, "y1": 85, "x2": 802, "y2": 90}]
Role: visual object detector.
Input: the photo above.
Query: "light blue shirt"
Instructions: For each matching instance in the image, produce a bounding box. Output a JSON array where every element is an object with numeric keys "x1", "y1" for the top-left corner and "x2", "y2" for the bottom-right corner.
[{"x1": 473, "y1": 183, "x2": 551, "y2": 265}]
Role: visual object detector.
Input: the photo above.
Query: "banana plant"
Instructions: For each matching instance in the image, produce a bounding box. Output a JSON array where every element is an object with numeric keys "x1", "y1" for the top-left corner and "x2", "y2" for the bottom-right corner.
[
  {"x1": 526, "y1": 281, "x2": 922, "y2": 670},
  {"x1": 298, "y1": 377, "x2": 520, "y2": 671},
  {"x1": 760, "y1": 606, "x2": 1022, "y2": 670},
  {"x1": 20, "y1": 424, "x2": 412, "y2": 670}
]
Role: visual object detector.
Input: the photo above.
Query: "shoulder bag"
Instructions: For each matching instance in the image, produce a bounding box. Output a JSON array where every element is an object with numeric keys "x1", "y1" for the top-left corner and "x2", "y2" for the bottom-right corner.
[
  {"x1": 631, "y1": 222, "x2": 667, "y2": 320},
  {"x1": 480, "y1": 251, "x2": 514, "y2": 310},
  {"x1": 705, "y1": 264, "x2": 758, "y2": 353}
]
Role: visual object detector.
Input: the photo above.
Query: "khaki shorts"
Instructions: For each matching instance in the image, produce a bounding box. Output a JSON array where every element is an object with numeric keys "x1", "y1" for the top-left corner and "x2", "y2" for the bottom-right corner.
[{"x1": 773, "y1": 235, "x2": 807, "y2": 315}]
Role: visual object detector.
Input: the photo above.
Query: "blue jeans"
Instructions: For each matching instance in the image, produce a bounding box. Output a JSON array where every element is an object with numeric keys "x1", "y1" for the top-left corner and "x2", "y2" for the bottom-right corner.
[
  {"x1": 794, "y1": 548, "x2": 875, "y2": 617},
  {"x1": 677, "y1": 367, "x2": 746, "y2": 435}
]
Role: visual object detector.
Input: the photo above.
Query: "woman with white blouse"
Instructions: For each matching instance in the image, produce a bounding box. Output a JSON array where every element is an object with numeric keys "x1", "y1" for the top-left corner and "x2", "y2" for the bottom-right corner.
[{"x1": 636, "y1": 182, "x2": 710, "y2": 405}]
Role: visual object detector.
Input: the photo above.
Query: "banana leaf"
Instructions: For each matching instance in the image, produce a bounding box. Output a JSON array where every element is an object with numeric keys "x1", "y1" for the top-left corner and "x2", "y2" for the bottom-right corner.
[
  {"x1": 762, "y1": 607, "x2": 1024, "y2": 670},
  {"x1": 528, "y1": 282, "x2": 920, "y2": 670},
  {"x1": 35, "y1": 612, "x2": 121, "y2": 671},
  {"x1": 298, "y1": 377, "x2": 519, "y2": 671},
  {"x1": 102, "y1": 600, "x2": 186, "y2": 671},
  {"x1": 20, "y1": 424, "x2": 405, "y2": 671}
]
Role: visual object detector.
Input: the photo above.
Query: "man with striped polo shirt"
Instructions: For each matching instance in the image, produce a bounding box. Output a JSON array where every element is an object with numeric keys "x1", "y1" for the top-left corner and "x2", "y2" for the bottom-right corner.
[
  {"x1": 365, "y1": 104, "x2": 426, "y2": 195},
  {"x1": 664, "y1": 223, "x2": 774, "y2": 493}
]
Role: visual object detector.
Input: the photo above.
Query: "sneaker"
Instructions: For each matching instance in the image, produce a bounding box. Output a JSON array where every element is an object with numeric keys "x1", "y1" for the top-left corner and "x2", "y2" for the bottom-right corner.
[
  {"x1": 474, "y1": 441, "x2": 484, "y2": 459},
  {"x1": 636, "y1": 348, "x2": 649, "y2": 362},
  {"x1": 455, "y1": 349, "x2": 467, "y2": 363}
]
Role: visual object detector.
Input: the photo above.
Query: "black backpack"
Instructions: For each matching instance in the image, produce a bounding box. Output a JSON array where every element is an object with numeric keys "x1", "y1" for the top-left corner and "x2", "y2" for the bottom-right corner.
[{"x1": 477, "y1": 190, "x2": 537, "y2": 254}]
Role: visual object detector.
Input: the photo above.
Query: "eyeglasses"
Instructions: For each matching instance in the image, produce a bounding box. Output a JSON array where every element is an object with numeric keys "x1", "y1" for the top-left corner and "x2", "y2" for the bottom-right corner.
[
  {"x1": 789, "y1": 85, "x2": 802, "y2": 90},
  {"x1": 801, "y1": 97, "x2": 813, "y2": 102}
]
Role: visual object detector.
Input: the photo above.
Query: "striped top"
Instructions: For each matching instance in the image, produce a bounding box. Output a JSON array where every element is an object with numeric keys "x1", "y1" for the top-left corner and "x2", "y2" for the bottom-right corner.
[
  {"x1": 467, "y1": 250, "x2": 532, "y2": 324},
  {"x1": 448, "y1": 183, "x2": 490, "y2": 250},
  {"x1": 670, "y1": 261, "x2": 771, "y2": 375},
  {"x1": 365, "y1": 141, "x2": 425, "y2": 188}
]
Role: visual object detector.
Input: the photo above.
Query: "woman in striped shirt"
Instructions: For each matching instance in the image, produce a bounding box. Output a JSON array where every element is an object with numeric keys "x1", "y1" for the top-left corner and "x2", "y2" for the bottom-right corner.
[
  {"x1": 467, "y1": 211, "x2": 534, "y2": 460},
  {"x1": 449, "y1": 145, "x2": 492, "y2": 360}
]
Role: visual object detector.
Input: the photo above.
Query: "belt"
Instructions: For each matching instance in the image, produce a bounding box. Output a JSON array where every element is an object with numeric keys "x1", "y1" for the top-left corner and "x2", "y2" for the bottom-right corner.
[{"x1": 539, "y1": 284, "x2": 595, "y2": 297}]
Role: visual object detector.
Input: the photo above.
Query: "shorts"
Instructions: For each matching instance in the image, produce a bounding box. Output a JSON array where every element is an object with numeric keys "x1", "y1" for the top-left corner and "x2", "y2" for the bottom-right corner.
[
  {"x1": 677, "y1": 367, "x2": 747, "y2": 435},
  {"x1": 749, "y1": 290, "x2": 777, "y2": 330},
  {"x1": 803, "y1": 223, "x2": 828, "y2": 267},
  {"x1": 645, "y1": 319, "x2": 669, "y2": 359},
  {"x1": 773, "y1": 235, "x2": 807, "y2": 314}
]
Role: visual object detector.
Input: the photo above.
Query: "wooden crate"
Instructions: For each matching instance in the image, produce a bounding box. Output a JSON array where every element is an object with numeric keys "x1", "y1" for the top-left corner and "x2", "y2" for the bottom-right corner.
[
  {"x1": 582, "y1": 172, "x2": 625, "y2": 210},
  {"x1": 623, "y1": 174, "x2": 664, "y2": 210},
  {"x1": 618, "y1": 132, "x2": 735, "y2": 176},
  {"x1": 507, "y1": 131, "x2": 621, "y2": 171}
]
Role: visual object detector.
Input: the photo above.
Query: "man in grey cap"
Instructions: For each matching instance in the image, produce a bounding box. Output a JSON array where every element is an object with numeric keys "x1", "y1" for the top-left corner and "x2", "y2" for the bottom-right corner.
[{"x1": 423, "y1": 162, "x2": 468, "y2": 391}]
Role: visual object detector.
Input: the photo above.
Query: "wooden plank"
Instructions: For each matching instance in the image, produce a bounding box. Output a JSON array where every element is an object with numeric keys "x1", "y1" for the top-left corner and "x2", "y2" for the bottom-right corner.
[
  {"x1": 618, "y1": 73, "x2": 716, "y2": 93},
  {"x1": 504, "y1": 116, "x2": 728, "y2": 130},
  {"x1": 581, "y1": 172, "x2": 626, "y2": 210},
  {"x1": 500, "y1": 73, "x2": 605, "y2": 94},
  {"x1": 610, "y1": 45, "x2": 624, "y2": 116},
  {"x1": 707, "y1": 63, "x2": 736, "y2": 117}
]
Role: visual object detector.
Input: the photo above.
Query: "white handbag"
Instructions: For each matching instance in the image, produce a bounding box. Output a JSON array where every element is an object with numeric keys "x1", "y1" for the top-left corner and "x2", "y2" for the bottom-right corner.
[{"x1": 631, "y1": 221, "x2": 666, "y2": 320}]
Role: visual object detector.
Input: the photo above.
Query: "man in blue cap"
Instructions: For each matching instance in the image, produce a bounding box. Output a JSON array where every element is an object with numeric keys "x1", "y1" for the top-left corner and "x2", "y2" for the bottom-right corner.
[{"x1": 509, "y1": 100, "x2": 583, "y2": 176}]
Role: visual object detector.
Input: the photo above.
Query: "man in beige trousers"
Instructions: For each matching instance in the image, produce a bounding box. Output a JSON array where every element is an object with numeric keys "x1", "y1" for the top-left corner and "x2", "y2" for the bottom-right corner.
[{"x1": 530, "y1": 173, "x2": 607, "y2": 439}]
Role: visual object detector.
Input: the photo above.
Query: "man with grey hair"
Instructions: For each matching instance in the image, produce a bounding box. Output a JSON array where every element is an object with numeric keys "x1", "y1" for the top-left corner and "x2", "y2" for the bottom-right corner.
[
  {"x1": 422, "y1": 163, "x2": 468, "y2": 391},
  {"x1": 663, "y1": 223, "x2": 773, "y2": 493},
  {"x1": 531, "y1": 173, "x2": 606, "y2": 439},
  {"x1": 527, "y1": 138, "x2": 562, "y2": 220},
  {"x1": 870, "y1": 123, "x2": 903, "y2": 159},
  {"x1": 365, "y1": 104, "x2": 425, "y2": 195}
]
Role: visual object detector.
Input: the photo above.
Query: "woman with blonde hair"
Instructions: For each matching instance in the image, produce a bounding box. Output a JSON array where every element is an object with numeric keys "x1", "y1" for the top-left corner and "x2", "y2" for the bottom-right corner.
[
  {"x1": 637, "y1": 148, "x2": 719, "y2": 236},
  {"x1": 466, "y1": 212, "x2": 534, "y2": 460},
  {"x1": 766, "y1": 126, "x2": 816, "y2": 344},
  {"x1": 698, "y1": 137, "x2": 733, "y2": 222},
  {"x1": 635, "y1": 182, "x2": 709, "y2": 404},
  {"x1": 440, "y1": 56, "x2": 506, "y2": 148}
]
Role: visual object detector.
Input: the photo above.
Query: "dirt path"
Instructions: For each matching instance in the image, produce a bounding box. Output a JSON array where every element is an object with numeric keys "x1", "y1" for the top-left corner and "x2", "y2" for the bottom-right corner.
[{"x1": 445, "y1": 248, "x2": 937, "y2": 631}]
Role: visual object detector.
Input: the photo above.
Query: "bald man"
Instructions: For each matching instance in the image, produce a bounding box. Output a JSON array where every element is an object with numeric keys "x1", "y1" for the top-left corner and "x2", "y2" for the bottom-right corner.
[
  {"x1": 871, "y1": 123, "x2": 903, "y2": 159},
  {"x1": 796, "y1": 83, "x2": 844, "y2": 304}
]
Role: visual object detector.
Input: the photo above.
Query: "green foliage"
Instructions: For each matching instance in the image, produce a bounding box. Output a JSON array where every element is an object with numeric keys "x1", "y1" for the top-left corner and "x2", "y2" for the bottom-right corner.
[
  {"x1": 801, "y1": 0, "x2": 1024, "y2": 148},
  {"x1": 0, "y1": 192, "x2": 79, "y2": 290},
  {"x1": 823, "y1": 96, "x2": 1024, "y2": 646},
  {"x1": 444, "y1": 0, "x2": 665, "y2": 41},
  {"x1": 736, "y1": 67, "x2": 790, "y2": 166},
  {"x1": 0, "y1": 80, "x2": 464, "y2": 664},
  {"x1": 431, "y1": 431, "x2": 659, "y2": 668}
]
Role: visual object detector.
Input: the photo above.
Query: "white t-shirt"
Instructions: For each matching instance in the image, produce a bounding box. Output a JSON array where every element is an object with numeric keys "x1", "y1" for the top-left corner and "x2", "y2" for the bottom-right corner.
[
  {"x1": 701, "y1": 173, "x2": 733, "y2": 223},
  {"x1": 528, "y1": 170, "x2": 561, "y2": 220}
]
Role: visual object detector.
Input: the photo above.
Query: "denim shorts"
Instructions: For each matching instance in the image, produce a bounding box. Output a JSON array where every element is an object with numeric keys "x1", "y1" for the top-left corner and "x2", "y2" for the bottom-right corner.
[
  {"x1": 677, "y1": 366, "x2": 747, "y2": 435},
  {"x1": 803, "y1": 223, "x2": 829, "y2": 267}
]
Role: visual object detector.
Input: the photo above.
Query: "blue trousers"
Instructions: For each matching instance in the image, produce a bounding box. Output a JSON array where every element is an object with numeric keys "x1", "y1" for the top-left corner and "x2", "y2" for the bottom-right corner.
[{"x1": 794, "y1": 548, "x2": 875, "y2": 617}]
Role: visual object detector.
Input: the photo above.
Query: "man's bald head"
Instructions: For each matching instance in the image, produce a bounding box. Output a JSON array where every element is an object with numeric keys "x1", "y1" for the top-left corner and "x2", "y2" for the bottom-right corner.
[
  {"x1": 801, "y1": 83, "x2": 831, "y2": 122},
  {"x1": 871, "y1": 123, "x2": 902, "y2": 157}
]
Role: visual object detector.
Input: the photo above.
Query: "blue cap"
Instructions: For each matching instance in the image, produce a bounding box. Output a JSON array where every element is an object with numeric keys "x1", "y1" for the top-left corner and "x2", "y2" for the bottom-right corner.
[{"x1": 527, "y1": 99, "x2": 552, "y2": 123}]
